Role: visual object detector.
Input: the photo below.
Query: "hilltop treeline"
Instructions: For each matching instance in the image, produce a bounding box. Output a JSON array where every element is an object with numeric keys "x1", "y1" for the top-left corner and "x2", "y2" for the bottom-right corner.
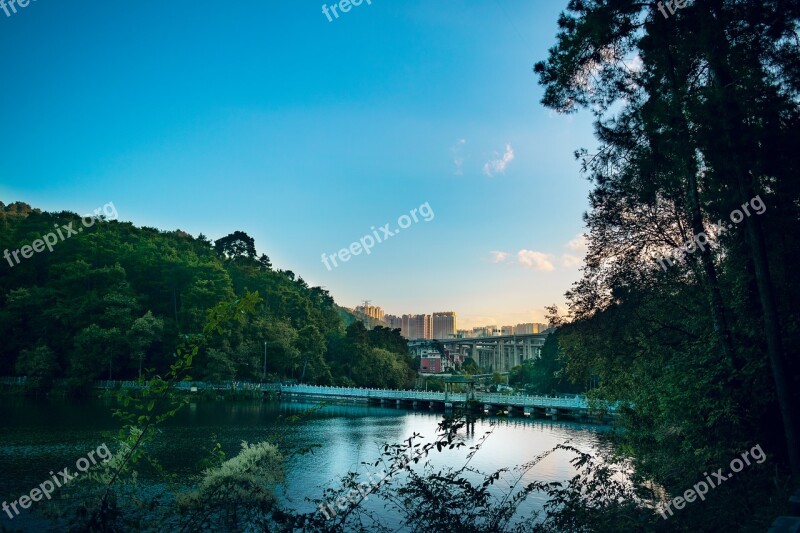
[
  {"x1": 533, "y1": 0, "x2": 800, "y2": 530},
  {"x1": 0, "y1": 202, "x2": 415, "y2": 392}
]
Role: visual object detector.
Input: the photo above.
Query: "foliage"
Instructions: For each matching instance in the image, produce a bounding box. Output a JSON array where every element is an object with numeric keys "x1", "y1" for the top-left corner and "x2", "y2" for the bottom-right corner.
[
  {"x1": 15, "y1": 343, "x2": 59, "y2": 392},
  {"x1": 532, "y1": 0, "x2": 800, "y2": 528},
  {"x1": 508, "y1": 331, "x2": 583, "y2": 395},
  {"x1": 460, "y1": 357, "x2": 481, "y2": 375},
  {"x1": 0, "y1": 210, "x2": 416, "y2": 390},
  {"x1": 87, "y1": 292, "x2": 263, "y2": 530},
  {"x1": 175, "y1": 441, "x2": 284, "y2": 531}
]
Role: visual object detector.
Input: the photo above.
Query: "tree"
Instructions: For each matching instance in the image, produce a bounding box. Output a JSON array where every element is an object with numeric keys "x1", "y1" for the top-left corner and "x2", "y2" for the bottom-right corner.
[
  {"x1": 214, "y1": 231, "x2": 257, "y2": 261},
  {"x1": 70, "y1": 324, "x2": 125, "y2": 387},
  {"x1": 203, "y1": 347, "x2": 237, "y2": 382},
  {"x1": 257, "y1": 253, "x2": 272, "y2": 271},
  {"x1": 263, "y1": 318, "x2": 300, "y2": 378},
  {"x1": 461, "y1": 357, "x2": 480, "y2": 375},
  {"x1": 534, "y1": 0, "x2": 800, "y2": 478},
  {"x1": 15, "y1": 344, "x2": 59, "y2": 392},
  {"x1": 296, "y1": 324, "x2": 330, "y2": 383},
  {"x1": 128, "y1": 311, "x2": 164, "y2": 380},
  {"x1": 509, "y1": 332, "x2": 582, "y2": 395}
]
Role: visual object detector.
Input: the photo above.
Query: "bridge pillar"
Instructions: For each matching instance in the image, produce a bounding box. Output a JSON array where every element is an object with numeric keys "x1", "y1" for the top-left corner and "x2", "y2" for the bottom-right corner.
[
  {"x1": 513, "y1": 337, "x2": 519, "y2": 368},
  {"x1": 495, "y1": 340, "x2": 502, "y2": 372}
]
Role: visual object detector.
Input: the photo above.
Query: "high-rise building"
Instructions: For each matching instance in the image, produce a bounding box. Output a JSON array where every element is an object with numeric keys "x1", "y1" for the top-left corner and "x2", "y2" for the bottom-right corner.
[
  {"x1": 405, "y1": 314, "x2": 432, "y2": 339},
  {"x1": 384, "y1": 314, "x2": 403, "y2": 332},
  {"x1": 501, "y1": 325, "x2": 514, "y2": 336},
  {"x1": 432, "y1": 311, "x2": 457, "y2": 339},
  {"x1": 355, "y1": 304, "x2": 384, "y2": 322},
  {"x1": 514, "y1": 322, "x2": 550, "y2": 334},
  {"x1": 472, "y1": 326, "x2": 487, "y2": 337},
  {"x1": 514, "y1": 323, "x2": 534, "y2": 334}
]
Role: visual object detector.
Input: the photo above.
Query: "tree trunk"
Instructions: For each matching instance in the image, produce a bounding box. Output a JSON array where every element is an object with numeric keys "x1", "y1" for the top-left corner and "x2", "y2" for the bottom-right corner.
[{"x1": 657, "y1": 20, "x2": 737, "y2": 370}]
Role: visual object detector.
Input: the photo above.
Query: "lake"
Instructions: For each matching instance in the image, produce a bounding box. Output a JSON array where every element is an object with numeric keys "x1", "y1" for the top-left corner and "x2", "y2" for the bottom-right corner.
[{"x1": 0, "y1": 397, "x2": 608, "y2": 531}]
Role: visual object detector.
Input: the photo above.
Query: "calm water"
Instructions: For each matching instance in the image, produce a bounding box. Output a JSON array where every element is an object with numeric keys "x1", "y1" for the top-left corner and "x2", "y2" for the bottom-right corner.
[{"x1": 0, "y1": 397, "x2": 607, "y2": 531}]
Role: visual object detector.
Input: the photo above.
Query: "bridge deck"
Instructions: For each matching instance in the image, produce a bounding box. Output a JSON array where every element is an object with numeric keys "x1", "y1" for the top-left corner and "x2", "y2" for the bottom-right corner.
[
  {"x1": 283, "y1": 384, "x2": 615, "y2": 411},
  {"x1": 0, "y1": 378, "x2": 616, "y2": 412}
]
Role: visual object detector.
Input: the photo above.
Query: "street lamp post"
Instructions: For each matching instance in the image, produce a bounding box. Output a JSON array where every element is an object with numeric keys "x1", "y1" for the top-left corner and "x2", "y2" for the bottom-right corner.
[{"x1": 263, "y1": 341, "x2": 267, "y2": 382}]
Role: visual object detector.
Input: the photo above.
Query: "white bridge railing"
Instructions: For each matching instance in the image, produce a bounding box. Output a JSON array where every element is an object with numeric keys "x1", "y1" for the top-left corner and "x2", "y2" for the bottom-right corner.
[
  {"x1": 2, "y1": 378, "x2": 615, "y2": 411},
  {"x1": 282, "y1": 384, "x2": 611, "y2": 410}
]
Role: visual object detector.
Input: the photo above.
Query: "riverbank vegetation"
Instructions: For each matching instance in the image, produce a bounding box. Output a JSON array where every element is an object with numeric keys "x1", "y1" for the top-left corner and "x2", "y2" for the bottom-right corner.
[{"x1": 530, "y1": 0, "x2": 800, "y2": 529}]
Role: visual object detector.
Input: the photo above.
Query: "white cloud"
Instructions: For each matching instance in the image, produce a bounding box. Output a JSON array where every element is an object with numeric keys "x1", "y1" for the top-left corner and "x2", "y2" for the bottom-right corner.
[
  {"x1": 561, "y1": 234, "x2": 588, "y2": 268},
  {"x1": 451, "y1": 139, "x2": 466, "y2": 175},
  {"x1": 483, "y1": 144, "x2": 514, "y2": 177},
  {"x1": 490, "y1": 251, "x2": 509, "y2": 263},
  {"x1": 561, "y1": 254, "x2": 582, "y2": 268},
  {"x1": 489, "y1": 235, "x2": 587, "y2": 271},
  {"x1": 565, "y1": 233, "x2": 588, "y2": 253},
  {"x1": 517, "y1": 250, "x2": 555, "y2": 271}
]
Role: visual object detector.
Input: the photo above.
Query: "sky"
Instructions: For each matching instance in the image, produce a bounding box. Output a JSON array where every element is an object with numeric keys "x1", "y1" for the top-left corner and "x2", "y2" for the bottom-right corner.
[{"x1": 0, "y1": 0, "x2": 598, "y2": 329}]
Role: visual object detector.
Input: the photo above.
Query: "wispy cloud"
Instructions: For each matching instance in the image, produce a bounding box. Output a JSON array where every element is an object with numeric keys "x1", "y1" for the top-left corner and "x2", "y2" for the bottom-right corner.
[
  {"x1": 451, "y1": 138, "x2": 466, "y2": 175},
  {"x1": 489, "y1": 234, "x2": 587, "y2": 271},
  {"x1": 483, "y1": 144, "x2": 514, "y2": 177},
  {"x1": 561, "y1": 233, "x2": 587, "y2": 268},
  {"x1": 490, "y1": 251, "x2": 509, "y2": 263},
  {"x1": 561, "y1": 254, "x2": 582, "y2": 268},
  {"x1": 517, "y1": 250, "x2": 555, "y2": 271},
  {"x1": 565, "y1": 233, "x2": 588, "y2": 253}
]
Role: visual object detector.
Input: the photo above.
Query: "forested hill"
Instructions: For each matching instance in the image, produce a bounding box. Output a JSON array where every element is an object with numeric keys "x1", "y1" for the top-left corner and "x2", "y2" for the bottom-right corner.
[{"x1": 0, "y1": 201, "x2": 416, "y2": 392}]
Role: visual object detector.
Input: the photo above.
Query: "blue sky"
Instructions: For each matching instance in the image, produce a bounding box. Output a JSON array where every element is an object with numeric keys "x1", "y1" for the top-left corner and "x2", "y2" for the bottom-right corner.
[{"x1": 0, "y1": 0, "x2": 597, "y2": 328}]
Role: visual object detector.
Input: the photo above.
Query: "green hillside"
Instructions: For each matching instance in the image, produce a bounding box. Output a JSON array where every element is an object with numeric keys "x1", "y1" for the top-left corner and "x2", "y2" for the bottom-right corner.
[{"x1": 0, "y1": 201, "x2": 415, "y2": 392}]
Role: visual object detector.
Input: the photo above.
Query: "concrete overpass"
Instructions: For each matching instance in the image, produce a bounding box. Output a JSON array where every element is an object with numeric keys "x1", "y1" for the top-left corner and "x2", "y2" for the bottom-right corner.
[{"x1": 431, "y1": 333, "x2": 549, "y2": 372}]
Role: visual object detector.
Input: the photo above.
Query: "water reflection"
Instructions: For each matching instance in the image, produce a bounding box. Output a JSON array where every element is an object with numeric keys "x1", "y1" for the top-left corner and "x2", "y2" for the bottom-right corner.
[{"x1": 0, "y1": 397, "x2": 607, "y2": 529}]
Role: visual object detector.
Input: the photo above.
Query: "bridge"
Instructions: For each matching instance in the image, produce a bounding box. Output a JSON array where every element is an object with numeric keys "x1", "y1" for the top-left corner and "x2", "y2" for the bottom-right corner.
[
  {"x1": 281, "y1": 384, "x2": 617, "y2": 421},
  {"x1": 1, "y1": 378, "x2": 616, "y2": 421}
]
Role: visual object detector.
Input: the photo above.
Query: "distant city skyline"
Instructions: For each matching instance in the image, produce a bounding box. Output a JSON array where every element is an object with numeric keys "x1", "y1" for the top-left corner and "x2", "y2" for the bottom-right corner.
[
  {"x1": 356, "y1": 303, "x2": 552, "y2": 331},
  {"x1": 356, "y1": 305, "x2": 548, "y2": 338}
]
